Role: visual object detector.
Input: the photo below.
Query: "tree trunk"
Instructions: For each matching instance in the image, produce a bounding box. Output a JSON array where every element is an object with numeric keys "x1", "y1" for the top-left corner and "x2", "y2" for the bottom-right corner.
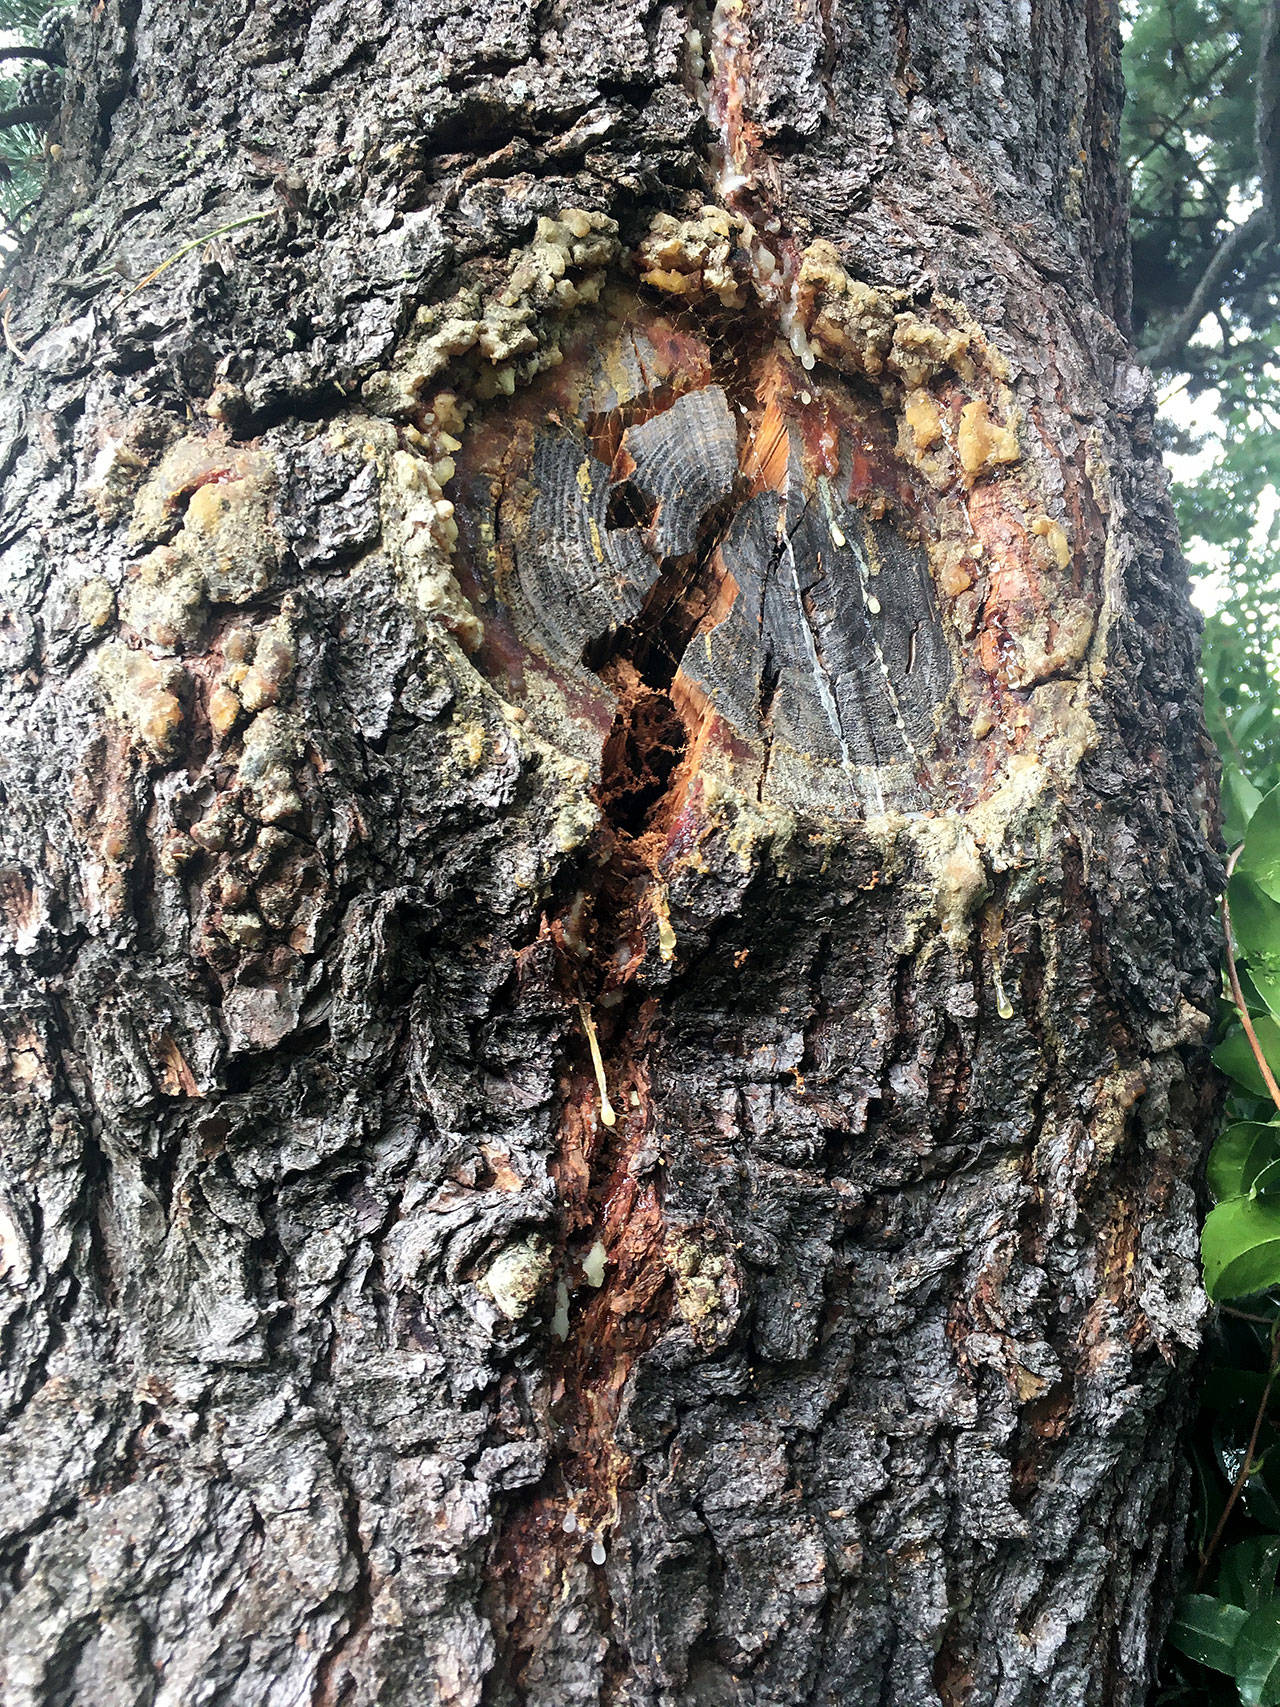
[{"x1": 0, "y1": 0, "x2": 1220, "y2": 1703}]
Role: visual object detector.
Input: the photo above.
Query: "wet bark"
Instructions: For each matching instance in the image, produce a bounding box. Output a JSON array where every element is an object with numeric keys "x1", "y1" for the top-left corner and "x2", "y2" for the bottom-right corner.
[{"x1": 0, "y1": 1, "x2": 1220, "y2": 1704}]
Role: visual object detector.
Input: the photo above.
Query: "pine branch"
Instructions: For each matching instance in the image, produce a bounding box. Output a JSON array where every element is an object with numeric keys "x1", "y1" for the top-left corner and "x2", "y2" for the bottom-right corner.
[
  {"x1": 0, "y1": 103, "x2": 54, "y2": 130},
  {"x1": 1142, "y1": 205, "x2": 1269, "y2": 367},
  {"x1": 0, "y1": 0, "x2": 65, "y2": 29},
  {"x1": 1142, "y1": 0, "x2": 1280, "y2": 370},
  {"x1": 1131, "y1": 42, "x2": 1242, "y2": 171},
  {"x1": 0, "y1": 46, "x2": 64, "y2": 66}
]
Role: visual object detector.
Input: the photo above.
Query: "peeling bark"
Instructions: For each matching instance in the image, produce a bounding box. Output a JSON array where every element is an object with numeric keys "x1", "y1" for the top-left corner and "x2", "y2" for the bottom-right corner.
[{"x1": 0, "y1": 1, "x2": 1219, "y2": 1704}]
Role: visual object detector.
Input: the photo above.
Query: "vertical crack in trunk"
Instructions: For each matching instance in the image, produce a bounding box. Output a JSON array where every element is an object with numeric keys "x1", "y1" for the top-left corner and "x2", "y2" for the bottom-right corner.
[{"x1": 485, "y1": 384, "x2": 754, "y2": 1698}]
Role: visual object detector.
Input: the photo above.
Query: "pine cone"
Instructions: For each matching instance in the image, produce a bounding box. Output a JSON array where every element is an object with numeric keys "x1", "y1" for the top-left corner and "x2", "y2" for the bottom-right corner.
[
  {"x1": 37, "y1": 7, "x2": 68, "y2": 56},
  {"x1": 16, "y1": 62, "x2": 62, "y2": 112}
]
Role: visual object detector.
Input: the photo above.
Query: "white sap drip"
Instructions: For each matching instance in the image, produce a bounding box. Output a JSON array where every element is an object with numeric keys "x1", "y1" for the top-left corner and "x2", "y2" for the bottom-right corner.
[
  {"x1": 774, "y1": 499, "x2": 867, "y2": 808},
  {"x1": 696, "y1": 0, "x2": 820, "y2": 358}
]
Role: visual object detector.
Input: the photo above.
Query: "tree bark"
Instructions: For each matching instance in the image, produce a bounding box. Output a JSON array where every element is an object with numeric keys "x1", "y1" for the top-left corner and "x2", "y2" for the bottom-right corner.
[{"x1": 0, "y1": 1, "x2": 1220, "y2": 1704}]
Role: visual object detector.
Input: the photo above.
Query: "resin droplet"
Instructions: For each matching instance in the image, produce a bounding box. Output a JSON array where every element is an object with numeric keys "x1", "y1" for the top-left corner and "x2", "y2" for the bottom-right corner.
[
  {"x1": 582, "y1": 1240, "x2": 607, "y2": 1288},
  {"x1": 579, "y1": 1001, "x2": 617, "y2": 1127}
]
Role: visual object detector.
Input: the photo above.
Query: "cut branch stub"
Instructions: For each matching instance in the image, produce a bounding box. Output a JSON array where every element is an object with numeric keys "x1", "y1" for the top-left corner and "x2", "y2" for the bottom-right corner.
[{"x1": 460, "y1": 283, "x2": 1042, "y2": 836}]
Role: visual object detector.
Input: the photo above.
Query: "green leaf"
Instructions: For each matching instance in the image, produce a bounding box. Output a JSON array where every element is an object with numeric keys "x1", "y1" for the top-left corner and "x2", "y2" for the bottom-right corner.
[
  {"x1": 1215, "y1": 1020, "x2": 1280, "y2": 1102},
  {"x1": 1228, "y1": 767, "x2": 1268, "y2": 845},
  {"x1": 1221, "y1": 1538, "x2": 1280, "y2": 1609},
  {"x1": 1236, "y1": 1598, "x2": 1280, "y2": 1704},
  {"x1": 1166, "y1": 1594, "x2": 1247, "y2": 1675},
  {"x1": 1231, "y1": 873, "x2": 1280, "y2": 1019},
  {"x1": 1209, "y1": 1124, "x2": 1280, "y2": 1201},
  {"x1": 1240, "y1": 786, "x2": 1280, "y2": 904},
  {"x1": 1203, "y1": 1197, "x2": 1280, "y2": 1301}
]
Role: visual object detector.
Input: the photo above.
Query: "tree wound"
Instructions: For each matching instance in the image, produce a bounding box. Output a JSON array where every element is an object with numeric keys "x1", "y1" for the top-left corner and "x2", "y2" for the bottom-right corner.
[{"x1": 470, "y1": 305, "x2": 955, "y2": 827}]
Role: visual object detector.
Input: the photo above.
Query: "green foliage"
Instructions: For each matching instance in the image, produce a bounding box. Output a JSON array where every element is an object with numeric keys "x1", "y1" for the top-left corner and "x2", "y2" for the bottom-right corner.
[
  {"x1": 1160, "y1": 1298, "x2": 1280, "y2": 1702},
  {"x1": 1216, "y1": 1022, "x2": 1280, "y2": 1102},
  {"x1": 1209, "y1": 1122, "x2": 1280, "y2": 1198},
  {"x1": 1168, "y1": 1596, "x2": 1251, "y2": 1678},
  {"x1": 1164, "y1": 776, "x2": 1280, "y2": 1702},
  {"x1": 2, "y1": 0, "x2": 61, "y2": 19},
  {"x1": 1124, "y1": 0, "x2": 1280, "y2": 852},
  {"x1": 0, "y1": 119, "x2": 44, "y2": 229},
  {"x1": 1168, "y1": 1582, "x2": 1280, "y2": 1706},
  {"x1": 1124, "y1": 0, "x2": 1265, "y2": 354},
  {"x1": 0, "y1": 0, "x2": 70, "y2": 235},
  {"x1": 1204, "y1": 1196, "x2": 1280, "y2": 1302},
  {"x1": 1237, "y1": 790, "x2": 1280, "y2": 899},
  {"x1": 1159, "y1": 687, "x2": 1280, "y2": 1707},
  {"x1": 1200, "y1": 788, "x2": 1280, "y2": 1292},
  {"x1": 1129, "y1": 0, "x2": 1280, "y2": 1681},
  {"x1": 1206, "y1": 622, "x2": 1280, "y2": 848}
]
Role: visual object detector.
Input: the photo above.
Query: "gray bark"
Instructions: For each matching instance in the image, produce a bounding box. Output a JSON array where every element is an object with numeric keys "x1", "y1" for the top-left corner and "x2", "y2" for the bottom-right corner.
[{"x1": 0, "y1": 1, "x2": 1219, "y2": 1705}]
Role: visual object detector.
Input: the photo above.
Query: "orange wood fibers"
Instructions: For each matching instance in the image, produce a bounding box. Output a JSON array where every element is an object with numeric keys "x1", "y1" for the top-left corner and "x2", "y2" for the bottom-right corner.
[
  {"x1": 742, "y1": 364, "x2": 793, "y2": 493},
  {"x1": 492, "y1": 1020, "x2": 672, "y2": 1690}
]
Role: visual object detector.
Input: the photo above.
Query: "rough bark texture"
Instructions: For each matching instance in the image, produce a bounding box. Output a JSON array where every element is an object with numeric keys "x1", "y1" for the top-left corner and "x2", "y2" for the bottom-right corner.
[{"x1": 0, "y1": 1, "x2": 1220, "y2": 1704}]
